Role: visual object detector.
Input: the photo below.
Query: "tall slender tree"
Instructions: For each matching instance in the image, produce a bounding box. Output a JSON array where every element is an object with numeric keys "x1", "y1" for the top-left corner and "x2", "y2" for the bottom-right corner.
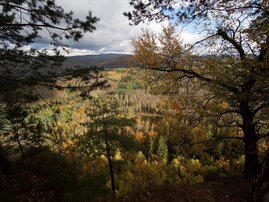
[{"x1": 87, "y1": 97, "x2": 134, "y2": 193}]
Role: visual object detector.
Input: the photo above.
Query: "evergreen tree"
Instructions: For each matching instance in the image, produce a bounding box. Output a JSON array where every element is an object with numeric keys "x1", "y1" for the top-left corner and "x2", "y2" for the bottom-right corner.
[
  {"x1": 0, "y1": 0, "x2": 101, "y2": 174},
  {"x1": 157, "y1": 136, "x2": 168, "y2": 163},
  {"x1": 0, "y1": 0, "x2": 103, "y2": 104},
  {"x1": 86, "y1": 96, "x2": 134, "y2": 193}
]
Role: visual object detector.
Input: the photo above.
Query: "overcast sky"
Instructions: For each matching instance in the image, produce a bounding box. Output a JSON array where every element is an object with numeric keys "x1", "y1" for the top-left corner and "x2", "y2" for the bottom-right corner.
[{"x1": 30, "y1": 0, "x2": 200, "y2": 56}]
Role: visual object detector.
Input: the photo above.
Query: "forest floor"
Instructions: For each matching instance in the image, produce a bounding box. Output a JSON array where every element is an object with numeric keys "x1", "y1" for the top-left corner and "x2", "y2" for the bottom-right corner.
[
  {"x1": 1, "y1": 171, "x2": 250, "y2": 202},
  {"x1": 119, "y1": 179, "x2": 250, "y2": 202}
]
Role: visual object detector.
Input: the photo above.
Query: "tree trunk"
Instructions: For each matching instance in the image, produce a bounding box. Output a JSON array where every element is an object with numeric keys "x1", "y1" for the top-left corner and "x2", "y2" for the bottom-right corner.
[
  {"x1": 15, "y1": 134, "x2": 24, "y2": 160},
  {"x1": 243, "y1": 127, "x2": 259, "y2": 178},
  {"x1": 104, "y1": 125, "x2": 116, "y2": 192},
  {"x1": 240, "y1": 102, "x2": 259, "y2": 178},
  {"x1": 250, "y1": 150, "x2": 269, "y2": 201}
]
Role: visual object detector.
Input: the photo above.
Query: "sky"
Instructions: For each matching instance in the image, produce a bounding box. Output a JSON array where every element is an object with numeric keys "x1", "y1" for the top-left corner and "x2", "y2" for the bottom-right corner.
[{"x1": 30, "y1": 0, "x2": 200, "y2": 56}]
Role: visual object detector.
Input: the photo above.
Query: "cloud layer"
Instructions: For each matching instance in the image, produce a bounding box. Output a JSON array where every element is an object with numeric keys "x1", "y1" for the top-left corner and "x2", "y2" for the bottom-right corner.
[{"x1": 32, "y1": 0, "x2": 200, "y2": 56}]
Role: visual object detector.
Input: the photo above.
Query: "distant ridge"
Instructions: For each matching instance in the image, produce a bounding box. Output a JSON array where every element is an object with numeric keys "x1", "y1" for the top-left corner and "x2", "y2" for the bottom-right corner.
[{"x1": 63, "y1": 53, "x2": 134, "y2": 69}]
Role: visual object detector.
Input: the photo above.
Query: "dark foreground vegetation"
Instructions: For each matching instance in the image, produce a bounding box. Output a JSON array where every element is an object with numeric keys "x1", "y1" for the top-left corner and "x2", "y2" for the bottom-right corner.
[{"x1": 1, "y1": 0, "x2": 269, "y2": 201}]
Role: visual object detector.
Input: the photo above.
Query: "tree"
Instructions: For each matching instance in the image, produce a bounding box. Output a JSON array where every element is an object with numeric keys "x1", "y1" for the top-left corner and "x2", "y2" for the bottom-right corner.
[
  {"x1": 251, "y1": 150, "x2": 269, "y2": 201},
  {"x1": 0, "y1": 0, "x2": 98, "y2": 46},
  {"x1": 157, "y1": 136, "x2": 168, "y2": 162},
  {"x1": 0, "y1": 0, "x2": 101, "y2": 93},
  {"x1": 126, "y1": 1, "x2": 269, "y2": 178},
  {"x1": 86, "y1": 97, "x2": 134, "y2": 193},
  {"x1": 0, "y1": 0, "x2": 102, "y2": 174}
]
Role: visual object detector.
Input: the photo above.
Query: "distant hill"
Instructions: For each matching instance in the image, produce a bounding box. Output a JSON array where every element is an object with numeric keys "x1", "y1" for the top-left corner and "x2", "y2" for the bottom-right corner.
[{"x1": 63, "y1": 53, "x2": 134, "y2": 69}]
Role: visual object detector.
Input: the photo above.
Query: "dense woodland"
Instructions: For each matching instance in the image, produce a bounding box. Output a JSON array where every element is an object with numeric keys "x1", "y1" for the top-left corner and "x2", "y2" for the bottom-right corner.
[{"x1": 0, "y1": 0, "x2": 269, "y2": 201}]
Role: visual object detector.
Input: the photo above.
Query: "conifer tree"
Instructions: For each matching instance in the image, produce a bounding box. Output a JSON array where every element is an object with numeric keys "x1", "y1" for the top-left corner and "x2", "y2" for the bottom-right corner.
[{"x1": 0, "y1": 0, "x2": 101, "y2": 174}]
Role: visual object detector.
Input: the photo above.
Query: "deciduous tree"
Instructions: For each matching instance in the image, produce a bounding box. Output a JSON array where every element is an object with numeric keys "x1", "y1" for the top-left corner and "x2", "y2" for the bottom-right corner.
[{"x1": 126, "y1": 0, "x2": 269, "y2": 178}]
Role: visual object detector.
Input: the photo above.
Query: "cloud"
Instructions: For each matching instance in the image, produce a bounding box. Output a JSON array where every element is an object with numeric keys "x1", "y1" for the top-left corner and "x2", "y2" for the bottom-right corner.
[
  {"x1": 30, "y1": 0, "x2": 201, "y2": 55},
  {"x1": 180, "y1": 32, "x2": 201, "y2": 44}
]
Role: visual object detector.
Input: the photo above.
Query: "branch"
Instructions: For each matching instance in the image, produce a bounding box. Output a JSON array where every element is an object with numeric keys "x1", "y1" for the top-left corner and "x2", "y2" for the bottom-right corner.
[
  {"x1": 186, "y1": 33, "x2": 218, "y2": 51},
  {"x1": 150, "y1": 67, "x2": 239, "y2": 94},
  {"x1": 258, "y1": 36, "x2": 269, "y2": 62},
  {"x1": 217, "y1": 29, "x2": 245, "y2": 59},
  {"x1": 257, "y1": 132, "x2": 269, "y2": 140},
  {"x1": 1, "y1": 23, "x2": 71, "y2": 32},
  {"x1": 254, "y1": 101, "x2": 269, "y2": 115},
  {"x1": 178, "y1": 135, "x2": 243, "y2": 148},
  {"x1": 0, "y1": 3, "x2": 41, "y2": 13},
  {"x1": 215, "y1": 136, "x2": 243, "y2": 141}
]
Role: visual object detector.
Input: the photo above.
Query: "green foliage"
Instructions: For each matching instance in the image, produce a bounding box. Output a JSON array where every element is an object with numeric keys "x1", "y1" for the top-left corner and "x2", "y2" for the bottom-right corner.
[
  {"x1": 157, "y1": 136, "x2": 168, "y2": 162},
  {"x1": 117, "y1": 74, "x2": 144, "y2": 92}
]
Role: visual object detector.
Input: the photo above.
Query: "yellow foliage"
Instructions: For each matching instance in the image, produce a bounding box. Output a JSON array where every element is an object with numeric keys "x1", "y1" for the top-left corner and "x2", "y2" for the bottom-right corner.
[
  {"x1": 106, "y1": 70, "x2": 124, "y2": 81},
  {"x1": 100, "y1": 154, "x2": 108, "y2": 162},
  {"x1": 191, "y1": 126, "x2": 206, "y2": 138},
  {"x1": 180, "y1": 165, "x2": 187, "y2": 176},
  {"x1": 135, "y1": 115, "x2": 142, "y2": 124},
  {"x1": 171, "y1": 158, "x2": 180, "y2": 167},
  {"x1": 218, "y1": 101, "x2": 230, "y2": 110},
  {"x1": 134, "y1": 131, "x2": 145, "y2": 142},
  {"x1": 190, "y1": 159, "x2": 201, "y2": 171},
  {"x1": 148, "y1": 130, "x2": 157, "y2": 137},
  {"x1": 114, "y1": 149, "x2": 123, "y2": 161},
  {"x1": 216, "y1": 156, "x2": 231, "y2": 172},
  {"x1": 258, "y1": 139, "x2": 269, "y2": 153}
]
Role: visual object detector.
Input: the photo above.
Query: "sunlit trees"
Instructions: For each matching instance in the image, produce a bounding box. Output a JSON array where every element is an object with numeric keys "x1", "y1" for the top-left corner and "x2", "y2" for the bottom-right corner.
[
  {"x1": 127, "y1": 1, "x2": 269, "y2": 178},
  {"x1": 29, "y1": 97, "x2": 89, "y2": 153}
]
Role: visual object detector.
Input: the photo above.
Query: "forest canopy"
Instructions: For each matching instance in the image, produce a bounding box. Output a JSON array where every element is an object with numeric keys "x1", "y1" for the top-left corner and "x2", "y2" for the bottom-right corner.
[{"x1": 0, "y1": 0, "x2": 268, "y2": 201}]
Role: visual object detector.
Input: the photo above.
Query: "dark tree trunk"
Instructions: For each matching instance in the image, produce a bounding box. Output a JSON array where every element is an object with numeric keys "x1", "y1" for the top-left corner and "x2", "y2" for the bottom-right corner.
[
  {"x1": 243, "y1": 126, "x2": 259, "y2": 178},
  {"x1": 15, "y1": 134, "x2": 24, "y2": 160},
  {"x1": 240, "y1": 102, "x2": 259, "y2": 178},
  {"x1": 250, "y1": 150, "x2": 269, "y2": 201},
  {"x1": 104, "y1": 125, "x2": 116, "y2": 192}
]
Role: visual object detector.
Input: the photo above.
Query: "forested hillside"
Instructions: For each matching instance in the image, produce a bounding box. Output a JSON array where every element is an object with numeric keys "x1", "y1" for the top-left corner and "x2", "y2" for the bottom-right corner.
[
  {"x1": 0, "y1": 68, "x2": 252, "y2": 201},
  {"x1": 0, "y1": 0, "x2": 268, "y2": 202},
  {"x1": 63, "y1": 54, "x2": 133, "y2": 69}
]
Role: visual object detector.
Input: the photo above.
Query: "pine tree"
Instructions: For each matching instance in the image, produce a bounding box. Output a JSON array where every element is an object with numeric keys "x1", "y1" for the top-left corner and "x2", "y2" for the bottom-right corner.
[{"x1": 0, "y1": 0, "x2": 101, "y2": 174}]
